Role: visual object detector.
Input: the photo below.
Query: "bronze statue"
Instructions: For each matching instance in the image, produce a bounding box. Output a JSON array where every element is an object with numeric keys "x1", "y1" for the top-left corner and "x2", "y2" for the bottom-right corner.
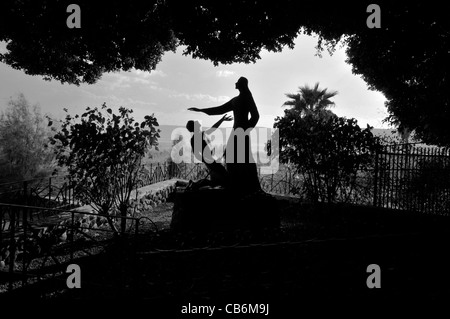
[
  {"x1": 188, "y1": 77, "x2": 262, "y2": 195},
  {"x1": 185, "y1": 115, "x2": 232, "y2": 189}
]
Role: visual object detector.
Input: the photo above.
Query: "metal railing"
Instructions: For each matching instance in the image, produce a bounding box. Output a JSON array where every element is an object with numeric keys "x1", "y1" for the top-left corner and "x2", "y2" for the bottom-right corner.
[
  {"x1": 0, "y1": 176, "x2": 79, "y2": 208},
  {"x1": 373, "y1": 143, "x2": 450, "y2": 215},
  {"x1": 258, "y1": 143, "x2": 450, "y2": 216},
  {"x1": 0, "y1": 203, "x2": 149, "y2": 294},
  {"x1": 258, "y1": 166, "x2": 302, "y2": 196},
  {"x1": 0, "y1": 162, "x2": 209, "y2": 210},
  {"x1": 138, "y1": 162, "x2": 209, "y2": 188}
]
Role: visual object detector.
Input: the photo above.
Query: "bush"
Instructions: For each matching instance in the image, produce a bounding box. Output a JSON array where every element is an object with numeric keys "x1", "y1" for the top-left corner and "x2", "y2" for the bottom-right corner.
[
  {"x1": 400, "y1": 155, "x2": 450, "y2": 214},
  {"x1": 50, "y1": 104, "x2": 160, "y2": 234},
  {"x1": 274, "y1": 112, "x2": 381, "y2": 204},
  {"x1": 0, "y1": 93, "x2": 55, "y2": 182}
]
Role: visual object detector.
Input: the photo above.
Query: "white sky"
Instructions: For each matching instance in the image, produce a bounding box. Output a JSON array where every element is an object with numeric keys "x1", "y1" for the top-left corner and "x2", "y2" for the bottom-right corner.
[{"x1": 0, "y1": 34, "x2": 389, "y2": 129}]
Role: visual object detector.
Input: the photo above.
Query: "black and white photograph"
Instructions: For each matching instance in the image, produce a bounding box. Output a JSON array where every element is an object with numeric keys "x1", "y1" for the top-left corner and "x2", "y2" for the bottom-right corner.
[{"x1": 1, "y1": 0, "x2": 449, "y2": 314}]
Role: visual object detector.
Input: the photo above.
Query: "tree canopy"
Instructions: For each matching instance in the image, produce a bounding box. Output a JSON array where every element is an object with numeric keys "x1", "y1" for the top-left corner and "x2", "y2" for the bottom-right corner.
[
  {"x1": 1, "y1": 1, "x2": 450, "y2": 145},
  {"x1": 0, "y1": 94, "x2": 54, "y2": 181}
]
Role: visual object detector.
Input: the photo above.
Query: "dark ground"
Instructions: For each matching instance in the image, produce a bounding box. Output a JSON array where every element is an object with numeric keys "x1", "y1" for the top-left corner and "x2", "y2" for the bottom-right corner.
[{"x1": 1, "y1": 197, "x2": 450, "y2": 314}]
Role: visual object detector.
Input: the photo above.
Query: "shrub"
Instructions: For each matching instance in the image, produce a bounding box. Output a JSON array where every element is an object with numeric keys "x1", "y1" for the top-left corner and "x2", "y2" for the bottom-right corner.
[
  {"x1": 50, "y1": 104, "x2": 160, "y2": 234},
  {"x1": 274, "y1": 111, "x2": 381, "y2": 204},
  {"x1": 0, "y1": 93, "x2": 55, "y2": 182}
]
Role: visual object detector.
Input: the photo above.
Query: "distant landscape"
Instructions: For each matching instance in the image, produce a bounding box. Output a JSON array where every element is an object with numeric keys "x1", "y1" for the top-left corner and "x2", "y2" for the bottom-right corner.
[{"x1": 155, "y1": 125, "x2": 404, "y2": 152}]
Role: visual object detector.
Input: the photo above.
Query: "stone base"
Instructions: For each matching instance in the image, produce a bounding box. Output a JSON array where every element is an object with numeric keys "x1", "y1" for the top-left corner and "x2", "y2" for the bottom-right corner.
[{"x1": 170, "y1": 187, "x2": 280, "y2": 233}]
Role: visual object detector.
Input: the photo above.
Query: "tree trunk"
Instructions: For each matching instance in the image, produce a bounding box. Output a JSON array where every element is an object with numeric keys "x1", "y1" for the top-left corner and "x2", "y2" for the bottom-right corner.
[
  {"x1": 100, "y1": 208, "x2": 119, "y2": 235},
  {"x1": 119, "y1": 203, "x2": 128, "y2": 234}
]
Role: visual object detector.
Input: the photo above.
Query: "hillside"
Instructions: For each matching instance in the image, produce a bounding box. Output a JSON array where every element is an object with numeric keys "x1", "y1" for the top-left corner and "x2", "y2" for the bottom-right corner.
[{"x1": 156, "y1": 125, "x2": 404, "y2": 152}]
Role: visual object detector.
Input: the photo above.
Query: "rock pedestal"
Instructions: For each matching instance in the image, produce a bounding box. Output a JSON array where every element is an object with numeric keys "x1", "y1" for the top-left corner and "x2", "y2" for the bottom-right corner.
[{"x1": 170, "y1": 187, "x2": 280, "y2": 233}]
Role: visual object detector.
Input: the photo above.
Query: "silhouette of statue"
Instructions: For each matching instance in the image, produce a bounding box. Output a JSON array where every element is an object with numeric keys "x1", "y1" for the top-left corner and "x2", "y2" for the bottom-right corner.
[
  {"x1": 188, "y1": 77, "x2": 262, "y2": 196},
  {"x1": 185, "y1": 115, "x2": 231, "y2": 190}
]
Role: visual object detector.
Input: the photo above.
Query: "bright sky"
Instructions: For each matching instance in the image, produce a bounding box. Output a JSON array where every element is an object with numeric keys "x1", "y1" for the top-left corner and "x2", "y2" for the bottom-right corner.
[{"x1": 0, "y1": 34, "x2": 389, "y2": 129}]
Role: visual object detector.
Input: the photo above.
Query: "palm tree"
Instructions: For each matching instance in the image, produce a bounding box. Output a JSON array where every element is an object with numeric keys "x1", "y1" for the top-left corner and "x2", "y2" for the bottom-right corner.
[{"x1": 283, "y1": 82, "x2": 338, "y2": 119}]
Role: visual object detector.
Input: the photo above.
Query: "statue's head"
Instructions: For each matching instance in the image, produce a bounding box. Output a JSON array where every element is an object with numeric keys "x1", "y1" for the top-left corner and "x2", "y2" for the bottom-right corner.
[
  {"x1": 235, "y1": 77, "x2": 249, "y2": 91},
  {"x1": 186, "y1": 120, "x2": 201, "y2": 133}
]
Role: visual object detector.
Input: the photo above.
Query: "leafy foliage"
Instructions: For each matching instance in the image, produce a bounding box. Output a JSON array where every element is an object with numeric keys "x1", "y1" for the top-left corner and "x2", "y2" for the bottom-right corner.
[
  {"x1": 50, "y1": 104, "x2": 160, "y2": 233},
  {"x1": 340, "y1": 3, "x2": 450, "y2": 146},
  {"x1": 0, "y1": 1, "x2": 177, "y2": 85},
  {"x1": 0, "y1": 1, "x2": 357, "y2": 85},
  {"x1": 400, "y1": 154, "x2": 450, "y2": 214},
  {"x1": 0, "y1": 94, "x2": 55, "y2": 182},
  {"x1": 1, "y1": 2, "x2": 450, "y2": 145},
  {"x1": 282, "y1": 82, "x2": 338, "y2": 119},
  {"x1": 274, "y1": 111, "x2": 381, "y2": 203}
]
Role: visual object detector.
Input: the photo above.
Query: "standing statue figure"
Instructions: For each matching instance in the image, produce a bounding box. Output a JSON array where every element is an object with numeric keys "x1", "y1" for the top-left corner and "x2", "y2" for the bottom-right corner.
[{"x1": 188, "y1": 77, "x2": 262, "y2": 196}]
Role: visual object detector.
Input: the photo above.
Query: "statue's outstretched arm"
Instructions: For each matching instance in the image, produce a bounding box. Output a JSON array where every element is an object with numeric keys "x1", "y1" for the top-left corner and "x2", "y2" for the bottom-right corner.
[
  {"x1": 205, "y1": 115, "x2": 233, "y2": 135},
  {"x1": 188, "y1": 99, "x2": 234, "y2": 116}
]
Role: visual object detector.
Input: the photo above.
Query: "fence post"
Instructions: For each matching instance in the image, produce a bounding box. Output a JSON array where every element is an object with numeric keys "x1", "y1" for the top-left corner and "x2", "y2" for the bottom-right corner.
[
  {"x1": 71, "y1": 181, "x2": 74, "y2": 206},
  {"x1": 285, "y1": 169, "x2": 288, "y2": 194},
  {"x1": 156, "y1": 163, "x2": 159, "y2": 182},
  {"x1": 164, "y1": 161, "x2": 167, "y2": 180},
  {"x1": 48, "y1": 177, "x2": 52, "y2": 205},
  {"x1": 23, "y1": 180, "x2": 28, "y2": 205},
  {"x1": 271, "y1": 170, "x2": 274, "y2": 192},
  {"x1": 150, "y1": 163, "x2": 153, "y2": 183},
  {"x1": 373, "y1": 148, "x2": 379, "y2": 207},
  {"x1": 70, "y1": 211, "x2": 75, "y2": 262},
  {"x1": 8, "y1": 207, "x2": 16, "y2": 292},
  {"x1": 135, "y1": 218, "x2": 139, "y2": 237},
  {"x1": 0, "y1": 206, "x2": 3, "y2": 251},
  {"x1": 22, "y1": 206, "x2": 28, "y2": 287}
]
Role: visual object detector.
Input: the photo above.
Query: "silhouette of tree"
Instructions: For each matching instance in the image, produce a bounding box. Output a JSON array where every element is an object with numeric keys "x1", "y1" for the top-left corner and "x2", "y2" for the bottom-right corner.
[
  {"x1": 283, "y1": 82, "x2": 337, "y2": 119},
  {"x1": 0, "y1": 1, "x2": 390, "y2": 85},
  {"x1": 1, "y1": 2, "x2": 450, "y2": 144},
  {"x1": 0, "y1": 94, "x2": 54, "y2": 182},
  {"x1": 274, "y1": 112, "x2": 380, "y2": 203},
  {"x1": 50, "y1": 104, "x2": 160, "y2": 234},
  {"x1": 342, "y1": 3, "x2": 450, "y2": 146}
]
